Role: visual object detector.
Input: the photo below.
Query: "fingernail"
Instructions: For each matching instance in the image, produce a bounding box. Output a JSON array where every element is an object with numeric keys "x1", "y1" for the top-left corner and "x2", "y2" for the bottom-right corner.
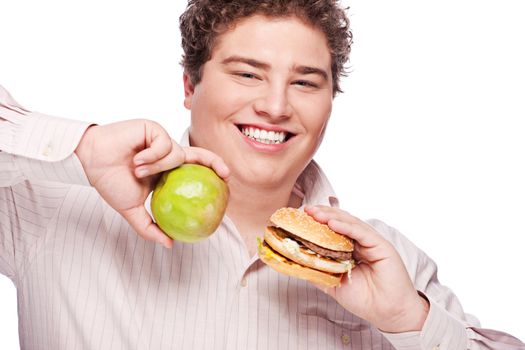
[
  {"x1": 137, "y1": 168, "x2": 149, "y2": 177},
  {"x1": 134, "y1": 158, "x2": 145, "y2": 165}
]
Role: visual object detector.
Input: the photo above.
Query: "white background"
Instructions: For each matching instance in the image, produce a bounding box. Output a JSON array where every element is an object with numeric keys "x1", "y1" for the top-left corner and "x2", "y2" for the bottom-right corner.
[{"x1": 1, "y1": 0, "x2": 524, "y2": 348}]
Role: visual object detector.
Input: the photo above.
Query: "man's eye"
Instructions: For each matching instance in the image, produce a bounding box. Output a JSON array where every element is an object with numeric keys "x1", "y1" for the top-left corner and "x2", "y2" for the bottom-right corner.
[
  {"x1": 293, "y1": 80, "x2": 318, "y2": 88},
  {"x1": 237, "y1": 72, "x2": 258, "y2": 79}
]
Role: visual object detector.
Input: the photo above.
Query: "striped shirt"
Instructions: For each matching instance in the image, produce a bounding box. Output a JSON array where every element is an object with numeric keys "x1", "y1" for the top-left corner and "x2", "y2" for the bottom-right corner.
[{"x1": 1, "y1": 85, "x2": 524, "y2": 349}]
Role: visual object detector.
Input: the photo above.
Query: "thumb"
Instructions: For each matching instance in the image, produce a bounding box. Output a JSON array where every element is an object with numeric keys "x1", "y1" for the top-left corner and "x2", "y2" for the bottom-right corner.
[{"x1": 121, "y1": 206, "x2": 173, "y2": 249}]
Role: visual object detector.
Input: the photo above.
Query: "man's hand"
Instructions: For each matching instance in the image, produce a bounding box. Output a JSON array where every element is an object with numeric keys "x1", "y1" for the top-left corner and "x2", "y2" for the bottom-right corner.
[
  {"x1": 75, "y1": 119, "x2": 229, "y2": 248},
  {"x1": 304, "y1": 205, "x2": 429, "y2": 333}
]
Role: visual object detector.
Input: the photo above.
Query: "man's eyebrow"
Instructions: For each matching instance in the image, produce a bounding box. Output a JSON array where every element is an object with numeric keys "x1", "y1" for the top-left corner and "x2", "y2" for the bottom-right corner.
[
  {"x1": 221, "y1": 56, "x2": 270, "y2": 69},
  {"x1": 294, "y1": 65, "x2": 329, "y2": 81},
  {"x1": 221, "y1": 55, "x2": 329, "y2": 81}
]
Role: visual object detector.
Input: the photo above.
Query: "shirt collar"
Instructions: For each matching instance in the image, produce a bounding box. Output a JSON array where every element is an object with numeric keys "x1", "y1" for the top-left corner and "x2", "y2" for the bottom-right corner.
[
  {"x1": 180, "y1": 129, "x2": 191, "y2": 147},
  {"x1": 295, "y1": 160, "x2": 340, "y2": 209},
  {"x1": 180, "y1": 129, "x2": 339, "y2": 209}
]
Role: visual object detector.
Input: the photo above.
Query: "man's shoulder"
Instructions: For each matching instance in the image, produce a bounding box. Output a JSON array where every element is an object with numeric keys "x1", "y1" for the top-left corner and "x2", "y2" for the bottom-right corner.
[{"x1": 365, "y1": 218, "x2": 426, "y2": 259}]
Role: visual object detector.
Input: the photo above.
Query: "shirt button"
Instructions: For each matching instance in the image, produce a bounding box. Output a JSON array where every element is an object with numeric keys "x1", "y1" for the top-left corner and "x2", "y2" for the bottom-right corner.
[
  {"x1": 240, "y1": 277, "x2": 248, "y2": 287},
  {"x1": 42, "y1": 144, "x2": 52, "y2": 157},
  {"x1": 432, "y1": 346, "x2": 440, "y2": 350},
  {"x1": 341, "y1": 334, "x2": 350, "y2": 345}
]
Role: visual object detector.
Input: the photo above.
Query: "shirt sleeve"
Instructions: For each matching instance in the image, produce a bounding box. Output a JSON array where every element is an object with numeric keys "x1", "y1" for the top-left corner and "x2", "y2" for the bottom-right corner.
[
  {"x1": 0, "y1": 84, "x2": 93, "y2": 187},
  {"x1": 0, "y1": 85, "x2": 93, "y2": 281},
  {"x1": 367, "y1": 219, "x2": 525, "y2": 350}
]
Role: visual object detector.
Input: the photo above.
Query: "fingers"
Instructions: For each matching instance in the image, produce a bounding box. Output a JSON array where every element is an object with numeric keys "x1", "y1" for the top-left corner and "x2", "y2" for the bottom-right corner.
[
  {"x1": 133, "y1": 123, "x2": 173, "y2": 166},
  {"x1": 304, "y1": 205, "x2": 391, "y2": 257},
  {"x1": 304, "y1": 205, "x2": 360, "y2": 225},
  {"x1": 133, "y1": 135, "x2": 230, "y2": 180},
  {"x1": 326, "y1": 219, "x2": 377, "y2": 249},
  {"x1": 183, "y1": 146, "x2": 231, "y2": 180},
  {"x1": 122, "y1": 206, "x2": 173, "y2": 249},
  {"x1": 134, "y1": 139, "x2": 186, "y2": 178}
]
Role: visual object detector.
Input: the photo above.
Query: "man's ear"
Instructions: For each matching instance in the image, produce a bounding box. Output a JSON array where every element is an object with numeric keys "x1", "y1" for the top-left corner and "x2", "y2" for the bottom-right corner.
[{"x1": 183, "y1": 73, "x2": 195, "y2": 110}]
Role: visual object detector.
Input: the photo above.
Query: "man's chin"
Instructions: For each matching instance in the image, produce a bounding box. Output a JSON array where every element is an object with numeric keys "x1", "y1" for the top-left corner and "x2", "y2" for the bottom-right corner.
[{"x1": 231, "y1": 164, "x2": 299, "y2": 189}]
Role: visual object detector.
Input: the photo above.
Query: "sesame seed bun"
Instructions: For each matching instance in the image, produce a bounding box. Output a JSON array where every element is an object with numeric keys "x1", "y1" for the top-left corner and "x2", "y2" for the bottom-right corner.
[
  {"x1": 270, "y1": 207, "x2": 353, "y2": 252},
  {"x1": 258, "y1": 207, "x2": 355, "y2": 287}
]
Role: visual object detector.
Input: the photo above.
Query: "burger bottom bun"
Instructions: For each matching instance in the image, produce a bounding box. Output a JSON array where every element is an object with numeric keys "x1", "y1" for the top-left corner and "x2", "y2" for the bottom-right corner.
[
  {"x1": 258, "y1": 240, "x2": 343, "y2": 288},
  {"x1": 265, "y1": 227, "x2": 351, "y2": 274}
]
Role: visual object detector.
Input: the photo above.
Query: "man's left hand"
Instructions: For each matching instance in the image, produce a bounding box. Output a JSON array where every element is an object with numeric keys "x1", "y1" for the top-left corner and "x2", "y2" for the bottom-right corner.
[{"x1": 304, "y1": 205, "x2": 429, "y2": 333}]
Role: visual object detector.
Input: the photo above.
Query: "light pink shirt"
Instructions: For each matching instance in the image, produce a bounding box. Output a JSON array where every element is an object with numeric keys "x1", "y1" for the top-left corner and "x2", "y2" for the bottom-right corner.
[{"x1": 1, "y1": 85, "x2": 524, "y2": 349}]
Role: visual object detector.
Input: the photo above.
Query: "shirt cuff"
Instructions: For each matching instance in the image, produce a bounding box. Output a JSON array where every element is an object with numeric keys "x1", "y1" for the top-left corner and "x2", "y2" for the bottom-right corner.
[
  {"x1": 10, "y1": 152, "x2": 91, "y2": 186},
  {"x1": 381, "y1": 294, "x2": 468, "y2": 350},
  {"x1": 1, "y1": 109, "x2": 93, "y2": 186},
  {"x1": 1, "y1": 109, "x2": 92, "y2": 162}
]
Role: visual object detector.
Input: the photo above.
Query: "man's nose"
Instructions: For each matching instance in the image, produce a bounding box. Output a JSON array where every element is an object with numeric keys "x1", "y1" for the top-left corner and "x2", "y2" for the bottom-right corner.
[{"x1": 253, "y1": 83, "x2": 293, "y2": 120}]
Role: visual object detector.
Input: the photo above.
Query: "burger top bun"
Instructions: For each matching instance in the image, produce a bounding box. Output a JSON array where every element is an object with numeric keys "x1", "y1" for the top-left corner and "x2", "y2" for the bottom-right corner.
[{"x1": 270, "y1": 208, "x2": 354, "y2": 252}]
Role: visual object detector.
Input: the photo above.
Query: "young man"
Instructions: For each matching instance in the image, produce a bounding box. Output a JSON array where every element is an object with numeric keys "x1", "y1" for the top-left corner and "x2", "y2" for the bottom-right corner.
[{"x1": 0, "y1": 0, "x2": 523, "y2": 349}]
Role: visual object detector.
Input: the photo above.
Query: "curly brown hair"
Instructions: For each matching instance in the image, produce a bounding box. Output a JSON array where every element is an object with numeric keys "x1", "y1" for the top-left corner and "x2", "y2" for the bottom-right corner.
[{"x1": 179, "y1": 0, "x2": 352, "y2": 96}]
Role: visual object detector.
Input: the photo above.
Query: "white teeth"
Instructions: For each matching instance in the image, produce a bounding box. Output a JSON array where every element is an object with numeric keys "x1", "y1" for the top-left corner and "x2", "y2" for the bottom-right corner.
[{"x1": 240, "y1": 126, "x2": 288, "y2": 144}]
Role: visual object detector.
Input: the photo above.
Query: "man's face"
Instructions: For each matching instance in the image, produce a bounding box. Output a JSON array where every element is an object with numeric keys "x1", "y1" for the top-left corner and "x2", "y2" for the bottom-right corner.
[{"x1": 185, "y1": 15, "x2": 333, "y2": 188}]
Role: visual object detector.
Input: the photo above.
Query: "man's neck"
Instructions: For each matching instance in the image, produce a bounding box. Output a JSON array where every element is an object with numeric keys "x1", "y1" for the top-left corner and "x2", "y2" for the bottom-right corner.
[{"x1": 225, "y1": 175, "x2": 302, "y2": 257}]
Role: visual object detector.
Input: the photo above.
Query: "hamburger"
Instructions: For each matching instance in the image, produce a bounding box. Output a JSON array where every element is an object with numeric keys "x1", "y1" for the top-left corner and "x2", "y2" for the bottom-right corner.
[{"x1": 258, "y1": 207, "x2": 355, "y2": 287}]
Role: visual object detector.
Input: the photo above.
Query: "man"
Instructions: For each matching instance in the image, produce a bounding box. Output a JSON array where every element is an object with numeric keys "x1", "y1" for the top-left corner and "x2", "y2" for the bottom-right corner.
[{"x1": 0, "y1": 0, "x2": 523, "y2": 349}]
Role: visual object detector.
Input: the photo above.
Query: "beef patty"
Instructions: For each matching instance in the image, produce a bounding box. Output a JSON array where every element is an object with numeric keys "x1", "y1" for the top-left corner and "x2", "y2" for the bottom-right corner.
[{"x1": 275, "y1": 228, "x2": 353, "y2": 261}]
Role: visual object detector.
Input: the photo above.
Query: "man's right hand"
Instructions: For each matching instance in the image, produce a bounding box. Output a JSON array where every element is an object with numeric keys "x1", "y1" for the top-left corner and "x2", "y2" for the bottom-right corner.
[{"x1": 74, "y1": 119, "x2": 230, "y2": 248}]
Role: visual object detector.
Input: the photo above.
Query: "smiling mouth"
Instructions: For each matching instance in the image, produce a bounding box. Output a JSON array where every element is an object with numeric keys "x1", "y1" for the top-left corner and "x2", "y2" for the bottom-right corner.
[{"x1": 238, "y1": 125, "x2": 294, "y2": 144}]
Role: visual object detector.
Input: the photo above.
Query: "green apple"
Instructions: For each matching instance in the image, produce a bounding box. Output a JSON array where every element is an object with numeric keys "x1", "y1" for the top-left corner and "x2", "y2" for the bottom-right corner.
[{"x1": 151, "y1": 164, "x2": 229, "y2": 243}]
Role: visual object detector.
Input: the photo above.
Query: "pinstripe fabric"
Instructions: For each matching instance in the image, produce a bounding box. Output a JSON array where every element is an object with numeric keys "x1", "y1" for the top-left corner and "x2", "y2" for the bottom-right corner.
[{"x1": 2, "y1": 86, "x2": 524, "y2": 349}]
